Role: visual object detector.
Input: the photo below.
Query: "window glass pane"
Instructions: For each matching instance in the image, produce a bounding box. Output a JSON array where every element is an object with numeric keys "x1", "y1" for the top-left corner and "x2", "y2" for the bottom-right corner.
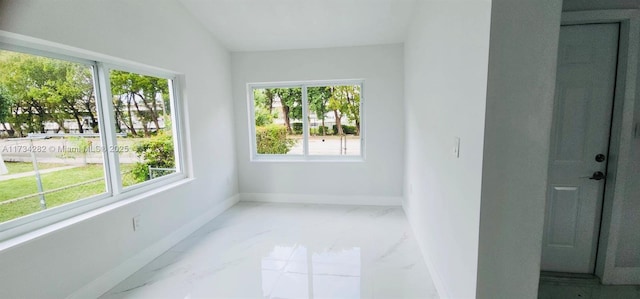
[
  {"x1": 253, "y1": 87, "x2": 302, "y2": 155},
  {"x1": 109, "y1": 70, "x2": 178, "y2": 188},
  {"x1": 0, "y1": 49, "x2": 107, "y2": 223},
  {"x1": 307, "y1": 85, "x2": 361, "y2": 156}
]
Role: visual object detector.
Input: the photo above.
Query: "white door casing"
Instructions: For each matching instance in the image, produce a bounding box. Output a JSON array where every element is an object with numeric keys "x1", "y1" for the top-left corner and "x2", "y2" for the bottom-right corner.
[{"x1": 542, "y1": 23, "x2": 620, "y2": 274}]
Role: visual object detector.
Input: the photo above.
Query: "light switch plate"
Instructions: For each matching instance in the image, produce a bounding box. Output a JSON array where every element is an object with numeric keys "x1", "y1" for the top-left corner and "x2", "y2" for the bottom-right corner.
[
  {"x1": 453, "y1": 137, "x2": 460, "y2": 158},
  {"x1": 133, "y1": 215, "x2": 141, "y2": 231}
]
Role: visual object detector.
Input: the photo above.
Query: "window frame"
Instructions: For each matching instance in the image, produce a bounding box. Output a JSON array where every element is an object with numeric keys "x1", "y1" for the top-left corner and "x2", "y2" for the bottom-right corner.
[
  {"x1": 0, "y1": 32, "x2": 189, "y2": 241},
  {"x1": 247, "y1": 79, "x2": 366, "y2": 162},
  {"x1": 99, "y1": 63, "x2": 186, "y2": 194}
]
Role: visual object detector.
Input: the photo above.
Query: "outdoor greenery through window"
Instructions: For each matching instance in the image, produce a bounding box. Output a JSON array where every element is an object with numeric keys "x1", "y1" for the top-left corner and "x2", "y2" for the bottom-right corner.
[
  {"x1": 251, "y1": 82, "x2": 362, "y2": 158},
  {"x1": 0, "y1": 48, "x2": 182, "y2": 225},
  {"x1": 109, "y1": 69, "x2": 177, "y2": 188}
]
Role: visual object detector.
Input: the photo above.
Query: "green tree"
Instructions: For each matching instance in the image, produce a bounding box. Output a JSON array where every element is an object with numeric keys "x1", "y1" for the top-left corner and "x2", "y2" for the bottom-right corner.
[
  {"x1": 254, "y1": 88, "x2": 277, "y2": 114},
  {"x1": 0, "y1": 89, "x2": 13, "y2": 136},
  {"x1": 0, "y1": 52, "x2": 53, "y2": 134},
  {"x1": 253, "y1": 89, "x2": 278, "y2": 126},
  {"x1": 0, "y1": 50, "x2": 97, "y2": 136},
  {"x1": 273, "y1": 87, "x2": 302, "y2": 134},
  {"x1": 110, "y1": 70, "x2": 169, "y2": 137},
  {"x1": 327, "y1": 87, "x2": 344, "y2": 135},
  {"x1": 338, "y1": 85, "x2": 361, "y2": 135},
  {"x1": 308, "y1": 86, "x2": 331, "y2": 135},
  {"x1": 47, "y1": 62, "x2": 97, "y2": 133},
  {"x1": 66, "y1": 64, "x2": 98, "y2": 133},
  {"x1": 328, "y1": 85, "x2": 360, "y2": 135}
]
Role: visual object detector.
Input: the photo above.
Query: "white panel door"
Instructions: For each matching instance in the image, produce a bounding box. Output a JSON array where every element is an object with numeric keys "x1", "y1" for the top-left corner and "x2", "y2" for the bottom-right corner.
[{"x1": 542, "y1": 23, "x2": 619, "y2": 273}]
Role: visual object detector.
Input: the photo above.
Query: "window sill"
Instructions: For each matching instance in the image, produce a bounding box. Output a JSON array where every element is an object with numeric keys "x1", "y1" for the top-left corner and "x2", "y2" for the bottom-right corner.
[
  {"x1": 0, "y1": 177, "x2": 194, "y2": 251},
  {"x1": 250, "y1": 156, "x2": 365, "y2": 163}
]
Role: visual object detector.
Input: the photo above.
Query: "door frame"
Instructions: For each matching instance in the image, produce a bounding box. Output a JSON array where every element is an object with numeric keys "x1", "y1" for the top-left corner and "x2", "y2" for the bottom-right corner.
[
  {"x1": 561, "y1": 9, "x2": 640, "y2": 285},
  {"x1": 544, "y1": 22, "x2": 620, "y2": 274}
]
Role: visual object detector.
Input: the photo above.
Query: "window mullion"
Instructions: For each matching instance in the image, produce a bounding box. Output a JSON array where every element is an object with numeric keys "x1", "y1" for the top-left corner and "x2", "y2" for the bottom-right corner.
[
  {"x1": 302, "y1": 85, "x2": 309, "y2": 157},
  {"x1": 249, "y1": 86, "x2": 259, "y2": 160},
  {"x1": 90, "y1": 64, "x2": 114, "y2": 195},
  {"x1": 168, "y1": 78, "x2": 183, "y2": 174},
  {"x1": 359, "y1": 82, "x2": 365, "y2": 158},
  {"x1": 96, "y1": 63, "x2": 123, "y2": 195}
]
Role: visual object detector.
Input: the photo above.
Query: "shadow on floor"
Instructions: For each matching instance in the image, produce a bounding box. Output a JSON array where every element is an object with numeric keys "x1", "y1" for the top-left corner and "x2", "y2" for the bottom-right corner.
[{"x1": 538, "y1": 272, "x2": 640, "y2": 299}]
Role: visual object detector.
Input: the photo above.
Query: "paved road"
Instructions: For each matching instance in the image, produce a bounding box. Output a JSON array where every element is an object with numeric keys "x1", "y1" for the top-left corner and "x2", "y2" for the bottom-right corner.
[
  {"x1": 0, "y1": 165, "x2": 79, "y2": 182},
  {"x1": 0, "y1": 137, "x2": 140, "y2": 164}
]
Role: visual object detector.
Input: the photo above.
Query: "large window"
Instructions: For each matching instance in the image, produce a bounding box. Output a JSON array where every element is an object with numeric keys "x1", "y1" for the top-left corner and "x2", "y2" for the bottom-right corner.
[
  {"x1": 0, "y1": 50, "x2": 108, "y2": 223},
  {"x1": 108, "y1": 69, "x2": 179, "y2": 188},
  {"x1": 249, "y1": 81, "x2": 363, "y2": 160},
  {"x1": 0, "y1": 46, "x2": 184, "y2": 229}
]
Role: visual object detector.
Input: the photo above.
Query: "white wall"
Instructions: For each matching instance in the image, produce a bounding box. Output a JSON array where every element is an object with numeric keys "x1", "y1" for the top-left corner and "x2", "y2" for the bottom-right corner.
[
  {"x1": 612, "y1": 29, "x2": 640, "y2": 275},
  {"x1": 617, "y1": 96, "x2": 640, "y2": 268},
  {"x1": 477, "y1": 0, "x2": 562, "y2": 298},
  {"x1": 403, "y1": 1, "x2": 492, "y2": 298},
  {"x1": 231, "y1": 44, "x2": 405, "y2": 202},
  {"x1": 0, "y1": 0, "x2": 237, "y2": 297}
]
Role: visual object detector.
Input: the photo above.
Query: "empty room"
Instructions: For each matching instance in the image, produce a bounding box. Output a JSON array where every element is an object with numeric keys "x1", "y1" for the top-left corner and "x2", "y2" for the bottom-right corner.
[{"x1": 0, "y1": 0, "x2": 638, "y2": 298}]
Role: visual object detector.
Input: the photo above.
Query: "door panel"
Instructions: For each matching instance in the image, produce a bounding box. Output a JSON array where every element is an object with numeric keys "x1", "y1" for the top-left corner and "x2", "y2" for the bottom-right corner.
[
  {"x1": 548, "y1": 186, "x2": 579, "y2": 247},
  {"x1": 542, "y1": 23, "x2": 619, "y2": 273},
  {"x1": 554, "y1": 85, "x2": 591, "y2": 162}
]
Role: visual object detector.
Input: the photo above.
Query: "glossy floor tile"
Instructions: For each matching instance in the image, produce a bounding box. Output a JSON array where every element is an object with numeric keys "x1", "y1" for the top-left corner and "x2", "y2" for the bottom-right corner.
[
  {"x1": 100, "y1": 202, "x2": 439, "y2": 299},
  {"x1": 538, "y1": 274, "x2": 640, "y2": 299}
]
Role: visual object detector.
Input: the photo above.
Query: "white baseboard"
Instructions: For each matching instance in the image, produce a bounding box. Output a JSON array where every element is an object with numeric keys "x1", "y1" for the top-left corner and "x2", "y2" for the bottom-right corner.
[
  {"x1": 67, "y1": 194, "x2": 240, "y2": 299},
  {"x1": 240, "y1": 193, "x2": 402, "y2": 206},
  {"x1": 605, "y1": 267, "x2": 640, "y2": 285},
  {"x1": 402, "y1": 201, "x2": 450, "y2": 299}
]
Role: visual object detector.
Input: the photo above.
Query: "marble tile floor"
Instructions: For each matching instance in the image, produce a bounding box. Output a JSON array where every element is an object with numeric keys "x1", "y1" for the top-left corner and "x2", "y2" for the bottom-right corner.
[
  {"x1": 100, "y1": 202, "x2": 439, "y2": 299},
  {"x1": 539, "y1": 273, "x2": 640, "y2": 299}
]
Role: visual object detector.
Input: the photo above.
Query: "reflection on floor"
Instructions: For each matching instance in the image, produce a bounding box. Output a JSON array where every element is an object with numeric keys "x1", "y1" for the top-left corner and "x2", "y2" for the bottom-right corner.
[
  {"x1": 100, "y1": 202, "x2": 438, "y2": 299},
  {"x1": 538, "y1": 272, "x2": 640, "y2": 299}
]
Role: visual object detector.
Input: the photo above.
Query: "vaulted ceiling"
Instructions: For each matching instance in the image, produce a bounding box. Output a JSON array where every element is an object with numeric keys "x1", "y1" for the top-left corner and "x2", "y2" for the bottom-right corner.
[
  {"x1": 178, "y1": 0, "x2": 417, "y2": 52},
  {"x1": 178, "y1": 0, "x2": 640, "y2": 52}
]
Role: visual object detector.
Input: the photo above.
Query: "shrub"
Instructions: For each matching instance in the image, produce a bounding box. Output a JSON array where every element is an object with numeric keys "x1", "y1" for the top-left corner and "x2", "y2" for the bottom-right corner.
[
  {"x1": 343, "y1": 125, "x2": 357, "y2": 135},
  {"x1": 309, "y1": 126, "x2": 332, "y2": 136},
  {"x1": 255, "y1": 106, "x2": 275, "y2": 126},
  {"x1": 256, "y1": 124, "x2": 295, "y2": 154},
  {"x1": 69, "y1": 136, "x2": 92, "y2": 165},
  {"x1": 131, "y1": 133, "x2": 175, "y2": 182},
  {"x1": 332, "y1": 124, "x2": 357, "y2": 135},
  {"x1": 317, "y1": 126, "x2": 330, "y2": 135},
  {"x1": 291, "y1": 122, "x2": 303, "y2": 134}
]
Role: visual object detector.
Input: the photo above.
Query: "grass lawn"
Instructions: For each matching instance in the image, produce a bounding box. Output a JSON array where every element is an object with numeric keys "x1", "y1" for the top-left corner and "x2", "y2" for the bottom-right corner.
[
  {"x1": 4, "y1": 161, "x2": 65, "y2": 174},
  {"x1": 0, "y1": 163, "x2": 137, "y2": 223}
]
